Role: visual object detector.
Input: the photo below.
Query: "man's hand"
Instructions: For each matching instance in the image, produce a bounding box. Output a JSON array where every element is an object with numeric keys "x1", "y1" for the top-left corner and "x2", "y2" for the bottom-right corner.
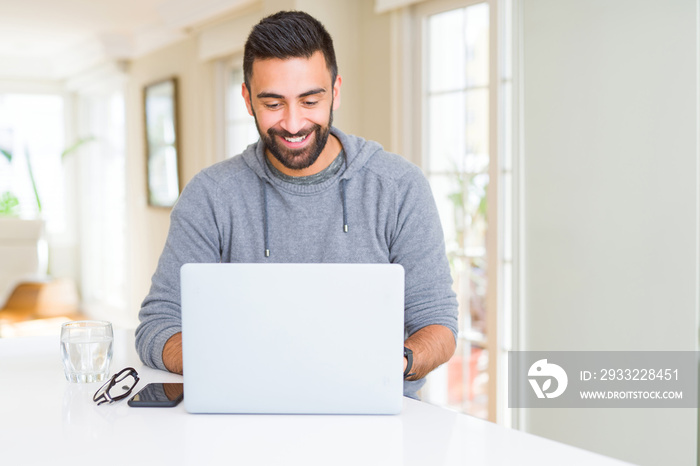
[
  {"x1": 403, "y1": 324, "x2": 456, "y2": 381},
  {"x1": 163, "y1": 326, "x2": 455, "y2": 379},
  {"x1": 163, "y1": 332, "x2": 183, "y2": 374}
]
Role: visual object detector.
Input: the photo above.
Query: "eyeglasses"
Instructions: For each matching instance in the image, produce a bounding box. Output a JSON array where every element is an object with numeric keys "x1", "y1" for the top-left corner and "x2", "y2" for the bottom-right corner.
[{"x1": 93, "y1": 367, "x2": 140, "y2": 405}]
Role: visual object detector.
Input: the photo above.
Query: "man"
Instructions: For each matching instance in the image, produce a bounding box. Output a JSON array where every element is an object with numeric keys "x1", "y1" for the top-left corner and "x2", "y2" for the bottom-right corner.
[{"x1": 136, "y1": 10, "x2": 458, "y2": 400}]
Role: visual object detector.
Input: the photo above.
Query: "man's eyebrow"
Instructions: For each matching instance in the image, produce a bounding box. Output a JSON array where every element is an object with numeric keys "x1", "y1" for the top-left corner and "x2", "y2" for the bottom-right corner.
[
  {"x1": 256, "y1": 88, "x2": 327, "y2": 99},
  {"x1": 256, "y1": 92, "x2": 284, "y2": 99},
  {"x1": 298, "y1": 88, "x2": 326, "y2": 98}
]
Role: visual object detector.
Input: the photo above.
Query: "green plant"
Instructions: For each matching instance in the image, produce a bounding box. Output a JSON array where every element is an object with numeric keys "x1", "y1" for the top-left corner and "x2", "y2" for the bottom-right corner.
[
  {"x1": 446, "y1": 165, "x2": 488, "y2": 252},
  {"x1": 0, "y1": 148, "x2": 20, "y2": 216},
  {"x1": 0, "y1": 137, "x2": 95, "y2": 214},
  {"x1": 61, "y1": 136, "x2": 95, "y2": 160},
  {"x1": 0, "y1": 147, "x2": 11, "y2": 163},
  {"x1": 24, "y1": 144, "x2": 42, "y2": 212},
  {"x1": 0, "y1": 191, "x2": 19, "y2": 216}
]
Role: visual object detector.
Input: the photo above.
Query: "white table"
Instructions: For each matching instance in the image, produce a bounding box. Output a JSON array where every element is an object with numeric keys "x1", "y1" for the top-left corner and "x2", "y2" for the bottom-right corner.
[{"x1": 0, "y1": 330, "x2": 631, "y2": 465}]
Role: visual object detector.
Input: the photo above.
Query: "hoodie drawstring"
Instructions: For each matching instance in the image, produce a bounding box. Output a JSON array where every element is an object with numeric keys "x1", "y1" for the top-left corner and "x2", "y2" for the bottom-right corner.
[
  {"x1": 260, "y1": 178, "x2": 349, "y2": 258},
  {"x1": 340, "y1": 179, "x2": 349, "y2": 233},
  {"x1": 262, "y1": 181, "x2": 270, "y2": 257}
]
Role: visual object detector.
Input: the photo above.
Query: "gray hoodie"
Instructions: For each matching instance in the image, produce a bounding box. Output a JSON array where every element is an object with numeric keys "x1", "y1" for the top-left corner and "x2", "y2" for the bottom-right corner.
[{"x1": 136, "y1": 127, "x2": 458, "y2": 399}]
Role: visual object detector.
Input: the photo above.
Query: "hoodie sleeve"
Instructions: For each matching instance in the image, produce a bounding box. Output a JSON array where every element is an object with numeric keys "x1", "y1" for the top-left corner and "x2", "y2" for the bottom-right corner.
[
  {"x1": 389, "y1": 164, "x2": 459, "y2": 341},
  {"x1": 135, "y1": 172, "x2": 223, "y2": 371}
]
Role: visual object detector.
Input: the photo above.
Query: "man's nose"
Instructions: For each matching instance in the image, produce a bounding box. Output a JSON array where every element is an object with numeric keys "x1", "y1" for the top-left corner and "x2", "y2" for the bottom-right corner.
[{"x1": 279, "y1": 105, "x2": 305, "y2": 135}]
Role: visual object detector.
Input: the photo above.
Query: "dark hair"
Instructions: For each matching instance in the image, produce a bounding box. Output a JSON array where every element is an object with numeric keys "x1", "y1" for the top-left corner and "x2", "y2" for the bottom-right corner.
[{"x1": 243, "y1": 11, "x2": 338, "y2": 90}]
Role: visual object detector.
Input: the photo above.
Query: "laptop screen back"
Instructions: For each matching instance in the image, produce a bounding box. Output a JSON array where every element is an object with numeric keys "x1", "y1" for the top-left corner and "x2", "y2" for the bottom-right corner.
[{"x1": 181, "y1": 263, "x2": 404, "y2": 414}]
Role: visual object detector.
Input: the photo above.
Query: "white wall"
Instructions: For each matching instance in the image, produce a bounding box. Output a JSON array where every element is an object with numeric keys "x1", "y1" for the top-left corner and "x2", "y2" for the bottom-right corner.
[
  {"x1": 520, "y1": 0, "x2": 698, "y2": 465},
  {"x1": 125, "y1": 35, "x2": 210, "y2": 319}
]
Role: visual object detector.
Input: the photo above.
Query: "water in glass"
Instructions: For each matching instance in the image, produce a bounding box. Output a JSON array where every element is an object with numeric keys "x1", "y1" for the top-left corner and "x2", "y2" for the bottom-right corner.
[{"x1": 60, "y1": 321, "x2": 114, "y2": 383}]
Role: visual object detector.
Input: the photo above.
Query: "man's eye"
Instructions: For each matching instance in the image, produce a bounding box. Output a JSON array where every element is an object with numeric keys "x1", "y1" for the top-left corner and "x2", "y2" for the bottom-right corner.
[
  {"x1": 264, "y1": 103, "x2": 281, "y2": 109},
  {"x1": 303, "y1": 101, "x2": 318, "y2": 107}
]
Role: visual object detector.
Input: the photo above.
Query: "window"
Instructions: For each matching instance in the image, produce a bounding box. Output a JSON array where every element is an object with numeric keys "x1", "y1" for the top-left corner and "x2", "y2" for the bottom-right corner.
[
  {"x1": 413, "y1": 0, "x2": 514, "y2": 423},
  {"x1": 76, "y1": 90, "x2": 127, "y2": 321},
  {"x1": 0, "y1": 88, "x2": 129, "y2": 325},
  {"x1": 0, "y1": 94, "x2": 65, "y2": 229},
  {"x1": 217, "y1": 56, "x2": 259, "y2": 161}
]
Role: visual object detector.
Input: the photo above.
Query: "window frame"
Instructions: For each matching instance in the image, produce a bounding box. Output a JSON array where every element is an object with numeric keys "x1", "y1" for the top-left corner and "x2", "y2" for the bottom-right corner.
[
  {"x1": 406, "y1": 0, "x2": 514, "y2": 424},
  {"x1": 216, "y1": 55, "x2": 259, "y2": 162}
]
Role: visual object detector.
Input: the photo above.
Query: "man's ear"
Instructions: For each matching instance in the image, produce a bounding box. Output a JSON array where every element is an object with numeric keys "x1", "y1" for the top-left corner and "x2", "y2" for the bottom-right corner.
[
  {"x1": 332, "y1": 75, "x2": 342, "y2": 111},
  {"x1": 242, "y1": 83, "x2": 254, "y2": 116}
]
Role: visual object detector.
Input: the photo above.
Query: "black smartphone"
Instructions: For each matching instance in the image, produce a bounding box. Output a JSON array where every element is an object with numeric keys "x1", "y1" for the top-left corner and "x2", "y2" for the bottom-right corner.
[{"x1": 127, "y1": 382, "x2": 184, "y2": 407}]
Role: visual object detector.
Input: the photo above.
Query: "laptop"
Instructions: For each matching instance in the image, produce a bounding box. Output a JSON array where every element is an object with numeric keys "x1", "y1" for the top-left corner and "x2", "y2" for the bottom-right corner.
[{"x1": 180, "y1": 263, "x2": 405, "y2": 414}]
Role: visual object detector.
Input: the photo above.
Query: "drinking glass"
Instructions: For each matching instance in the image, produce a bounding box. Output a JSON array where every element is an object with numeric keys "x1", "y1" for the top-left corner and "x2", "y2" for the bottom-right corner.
[{"x1": 60, "y1": 321, "x2": 114, "y2": 383}]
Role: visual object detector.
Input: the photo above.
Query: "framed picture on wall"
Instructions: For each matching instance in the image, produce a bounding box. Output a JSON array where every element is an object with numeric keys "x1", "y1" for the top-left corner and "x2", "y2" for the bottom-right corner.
[{"x1": 144, "y1": 77, "x2": 180, "y2": 208}]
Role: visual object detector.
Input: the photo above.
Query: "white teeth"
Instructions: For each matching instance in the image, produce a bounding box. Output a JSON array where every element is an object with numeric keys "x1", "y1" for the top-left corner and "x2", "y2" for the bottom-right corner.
[{"x1": 284, "y1": 134, "x2": 307, "y2": 143}]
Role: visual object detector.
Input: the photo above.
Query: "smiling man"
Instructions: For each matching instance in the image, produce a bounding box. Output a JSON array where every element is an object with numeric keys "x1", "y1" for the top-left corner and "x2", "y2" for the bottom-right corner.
[
  {"x1": 245, "y1": 51, "x2": 340, "y2": 174},
  {"x1": 135, "y1": 11, "x2": 458, "y2": 400}
]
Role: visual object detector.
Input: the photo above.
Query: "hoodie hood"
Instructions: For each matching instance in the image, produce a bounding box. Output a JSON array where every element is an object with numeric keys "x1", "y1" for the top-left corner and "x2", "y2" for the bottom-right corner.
[
  {"x1": 240, "y1": 127, "x2": 384, "y2": 257},
  {"x1": 241, "y1": 126, "x2": 384, "y2": 190}
]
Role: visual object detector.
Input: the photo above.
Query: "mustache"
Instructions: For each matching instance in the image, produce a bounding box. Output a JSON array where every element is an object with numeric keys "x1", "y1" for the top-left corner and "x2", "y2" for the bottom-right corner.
[{"x1": 267, "y1": 124, "x2": 320, "y2": 139}]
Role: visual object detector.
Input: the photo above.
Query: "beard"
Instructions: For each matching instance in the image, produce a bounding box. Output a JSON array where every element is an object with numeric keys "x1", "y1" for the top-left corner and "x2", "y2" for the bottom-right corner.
[{"x1": 253, "y1": 107, "x2": 334, "y2": 171}]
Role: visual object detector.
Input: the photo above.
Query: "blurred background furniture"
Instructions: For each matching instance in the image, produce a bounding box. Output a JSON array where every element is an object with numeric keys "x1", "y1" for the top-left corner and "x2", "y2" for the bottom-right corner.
[
  {"x1": 0, "y1": 278, "x2": 80, "y2": 322},
  {"x1": 0, "y1": 218, "x2": 48, "y2": 305},
  {"x1": 0, "y1": 279, "x2": 82, "y2": 337},
  {"x1": 0, "y1": 218, "x2": 83, "y2": 336}
]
